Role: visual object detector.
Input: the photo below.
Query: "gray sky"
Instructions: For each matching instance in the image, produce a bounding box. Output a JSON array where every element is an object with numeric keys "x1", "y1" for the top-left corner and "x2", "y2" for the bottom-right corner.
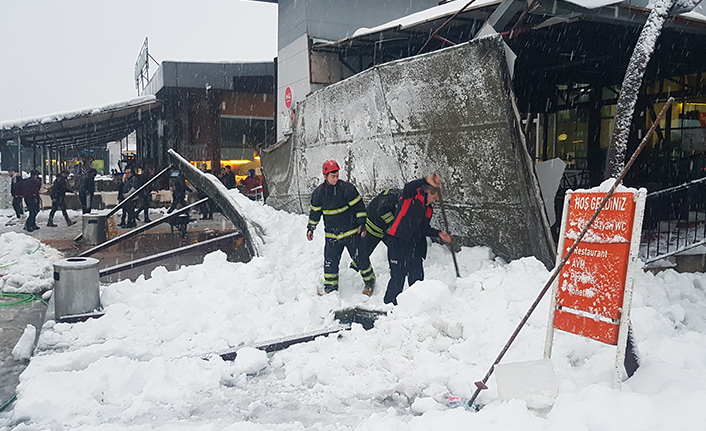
[{"x1": 0, "y1": 0, "x2": 278, "y2": 123}]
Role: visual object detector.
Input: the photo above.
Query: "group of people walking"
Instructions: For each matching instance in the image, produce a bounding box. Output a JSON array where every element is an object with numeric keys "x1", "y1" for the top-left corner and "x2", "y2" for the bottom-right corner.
[
  {"x1": 8, "y1": 165, "x2": 155, "y2": 232},
  {"x1": 9, "y1": 168, "x2": 98, "y2": 232},
  {"x1": 306, "y1": 160, "x2": 452, "y2": 305},
  {"x1": 118, "y1": 167, "x2": 156, "y2": 228}
]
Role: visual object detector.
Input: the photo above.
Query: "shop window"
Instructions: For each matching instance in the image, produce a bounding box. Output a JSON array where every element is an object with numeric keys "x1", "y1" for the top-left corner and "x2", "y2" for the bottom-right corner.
[
  {"x1": 555, "y1": 108, "x2": 589, "y2": 170},
  {"x1": 602, "y1": 86, "x2": 620, "y2": 100}
]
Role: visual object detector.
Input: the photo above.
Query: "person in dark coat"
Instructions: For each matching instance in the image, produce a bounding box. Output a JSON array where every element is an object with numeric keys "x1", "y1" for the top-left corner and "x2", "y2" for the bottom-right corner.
[
  {"x1": 198, "y1": 164, "x2": 214, "y2": 220},
  {"x1": 119, "y1": 168, "x2": 139, "y2": 228},
  {"x1": 9, "y1": 170, "x2": 24, "y2": 218},
  {"x1": 167, "y1": 172, "x2": 193, "y2": 213},
  {"x1": 384, "y1": 174, "x2": 452, "y2": 305},
  {"x1": 221, "y1": 165, "x2": 236, "y2": 190},
  {"x1": 21, "y1": 170, "x2": 42, "y2": 232},
  {"x1": 47, "y1": 170, "x2": 75, "y2": 227},
  {"x1": 134, "y1": 168, "x2": 153, "y2": 223},
  {"x1": 307, "y1": 160, "x2": 375, "y2": 296},
  {"x1": 79, "y1": 169, "x2": 97, "y2": 214}
]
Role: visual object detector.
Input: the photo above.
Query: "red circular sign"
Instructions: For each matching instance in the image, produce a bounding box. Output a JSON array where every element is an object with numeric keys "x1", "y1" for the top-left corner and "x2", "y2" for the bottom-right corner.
[{"x1": 284, "y1": 87, "x2": 293, "y2": 109}]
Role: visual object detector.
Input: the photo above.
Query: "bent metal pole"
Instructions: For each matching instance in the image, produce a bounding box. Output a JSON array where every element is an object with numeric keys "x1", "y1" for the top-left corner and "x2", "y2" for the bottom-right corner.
[
  {"x1": 467, "y1": 97, "x2": 674, "y2": 408},
  {"x1": 79, "y1": 198, "x2": 208, "y2": 257}
]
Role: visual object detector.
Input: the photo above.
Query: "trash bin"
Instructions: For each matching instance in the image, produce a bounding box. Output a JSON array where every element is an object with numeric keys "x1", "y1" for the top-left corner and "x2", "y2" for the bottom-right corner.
[
  {"x1": 53, "y1": 257, "x2": 101, "y2": 320},
  {"x1": 82, "y1": 214, "x2": 107, "y2": 245}
]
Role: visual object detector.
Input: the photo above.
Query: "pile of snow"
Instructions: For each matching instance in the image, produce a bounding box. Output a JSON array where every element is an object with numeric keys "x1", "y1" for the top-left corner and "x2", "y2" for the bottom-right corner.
[
  {"x1": 11, "y1": 324, "x2": 37, "y2": 361},
  {"x1": 0, "y1": 232, "x2": 63, "y2": 294},
  {"x1": 1, "y1": 191, "x2": 706, "y2": 430}
]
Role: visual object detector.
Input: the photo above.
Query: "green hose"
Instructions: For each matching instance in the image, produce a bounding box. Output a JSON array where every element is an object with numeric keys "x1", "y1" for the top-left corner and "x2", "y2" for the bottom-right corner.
[
  {"x1": 0, "y1": 292, "x2": 46, "y2": 307},
  {"x1": 0, "y1": 394, "x2": 16, "y2": 412}
]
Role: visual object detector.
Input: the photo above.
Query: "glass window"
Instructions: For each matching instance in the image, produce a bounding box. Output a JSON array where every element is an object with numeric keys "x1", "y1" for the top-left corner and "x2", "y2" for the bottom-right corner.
[
  {"x1": 221, "y1": 117, "x2": 274, "y2": 148},
  {"x1": 555, "y1": 108, "x2": 589, "y2": 170}
]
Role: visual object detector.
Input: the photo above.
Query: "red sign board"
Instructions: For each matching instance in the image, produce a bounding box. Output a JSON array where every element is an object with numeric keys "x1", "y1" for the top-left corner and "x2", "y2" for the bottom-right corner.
[
  {"x1": 285, "y1": 87, "x2": 293, "y2": 109},
  {"x1": 553, "y1": 192, "x2": 637, "y2": 345}
]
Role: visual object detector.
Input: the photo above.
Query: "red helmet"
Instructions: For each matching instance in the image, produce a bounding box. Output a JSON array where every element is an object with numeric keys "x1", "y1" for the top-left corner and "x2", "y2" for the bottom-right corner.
[{"x1": 322, "y1": 160, "x2": 340, "y2": 175}]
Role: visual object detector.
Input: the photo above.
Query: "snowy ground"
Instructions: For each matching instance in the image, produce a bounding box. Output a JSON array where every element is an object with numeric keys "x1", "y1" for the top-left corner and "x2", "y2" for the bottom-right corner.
[
  {"x1": 0, "y1": 230, "x2": 63, "y2": 295},
  {"x1": 1, "y1": 190, "x2": 706, "y2": 430}
]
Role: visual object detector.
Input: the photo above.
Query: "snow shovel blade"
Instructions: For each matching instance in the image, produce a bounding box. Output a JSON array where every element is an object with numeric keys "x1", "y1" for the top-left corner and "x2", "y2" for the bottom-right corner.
[{"x1": 494, "y1": 359, "x2": 558, "y2": 406}]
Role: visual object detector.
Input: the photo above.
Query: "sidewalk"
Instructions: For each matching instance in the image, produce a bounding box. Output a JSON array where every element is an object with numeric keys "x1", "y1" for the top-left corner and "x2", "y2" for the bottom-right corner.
[{"x1": 0, "y1": 207, "x2": 243, "y2": 414}]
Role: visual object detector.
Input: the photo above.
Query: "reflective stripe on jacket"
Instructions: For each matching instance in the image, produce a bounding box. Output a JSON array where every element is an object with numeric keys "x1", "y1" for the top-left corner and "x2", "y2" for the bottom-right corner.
[{"x1": 307, "y1": 180, "x2": 366, "y2": 235}]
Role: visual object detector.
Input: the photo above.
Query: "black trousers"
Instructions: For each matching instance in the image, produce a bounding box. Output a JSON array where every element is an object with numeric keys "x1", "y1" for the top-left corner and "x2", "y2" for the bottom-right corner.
[
  {"x1": 384, "y1": 236, "x2": 424, "y2": 305},
  {"x1": 168, "y1": 195, "x2": 187, "y2": 213},
  {"x1": 123, "y1": 200, "x2": 136, "y2": 226},
  {"x1": 24, "y1": 196, "x2": 39, "y2": 231},
  {"x1": 135, "y1": 194, "x2": 151, "y2": 221},
  {"x1": 12, "y1": 196, "x2": 24, "y2": 218},
  {"x1": 49, "y1": 196, "x2": 70, "y2": 224},
  {"x1": 351, "y1": 233, "x2": 384, "y2": 271},
  {"x1": 323, "y1": 232, "x2": 375, "y2": 292}
]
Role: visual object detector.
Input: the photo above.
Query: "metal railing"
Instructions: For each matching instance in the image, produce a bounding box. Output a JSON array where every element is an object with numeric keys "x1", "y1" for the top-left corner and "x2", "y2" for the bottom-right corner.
[{"x1": 641, "y1": 176, "x2": 706, "y2": 263}]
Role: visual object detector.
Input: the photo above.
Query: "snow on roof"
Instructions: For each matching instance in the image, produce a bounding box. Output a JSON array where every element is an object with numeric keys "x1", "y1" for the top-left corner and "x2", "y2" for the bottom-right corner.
[
  {"x1": 565, "y1": 0, "x2": 705, "y2": 18},
  {"x1": 351, "y1": 0, "x2": 502, "y2": 39},
  {"x1": 350, "y1": 0, "x2": 706, "y2": 41},
  {"x1": 562, "y1": 0, "x2": 625, "y2": 9},
  {"x1": 0, "y1": 95, "x2": 158, "y2": 132}
]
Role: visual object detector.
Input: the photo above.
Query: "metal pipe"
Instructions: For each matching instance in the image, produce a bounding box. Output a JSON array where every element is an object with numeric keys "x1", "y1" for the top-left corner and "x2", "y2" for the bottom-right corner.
[
  {"x1": 99, "y1": 231, "x2": 242, "y2": 278},
  {"x1": 79, "y1": 197, "x2": 208, "y2": 257},
  {"x1": 105, "y1": 163, "x2": 173, "y2": 218},
  {"x1": 416, "y1": 0, "x2": 477, "y2": 56}
]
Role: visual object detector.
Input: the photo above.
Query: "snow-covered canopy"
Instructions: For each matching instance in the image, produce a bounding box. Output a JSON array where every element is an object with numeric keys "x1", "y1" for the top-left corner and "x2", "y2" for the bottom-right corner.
[
  {"x1": 343, "y1": 0, "x2": 706, "y2": 45},
  {"x1": 0, "y1": 95, "x2": 159, "y2": 150},
  {"x1": 351, "y1": 0, "x2": 501, "y2": 39}
]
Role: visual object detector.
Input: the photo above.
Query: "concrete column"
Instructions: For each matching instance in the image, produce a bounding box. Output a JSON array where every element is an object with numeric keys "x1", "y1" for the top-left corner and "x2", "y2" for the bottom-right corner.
[
  {"x1": 208, "y1": 91, "x2": 222, "y2": 172},
  {"x1": 42, "y1": 145, "x2": 47, "y2": 183}
]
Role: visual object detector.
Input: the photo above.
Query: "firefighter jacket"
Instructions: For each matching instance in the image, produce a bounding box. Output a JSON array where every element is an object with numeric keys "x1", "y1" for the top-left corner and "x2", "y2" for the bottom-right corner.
[
  {"x1": 364, "y1": 188, "x2": 401, "y2": 239},
  {"x1": 307, "y1": 180, "x2": 367, "y2": 240},
  {"x1": 387, "y1": 178, "x2": 441, "y2": 258}
]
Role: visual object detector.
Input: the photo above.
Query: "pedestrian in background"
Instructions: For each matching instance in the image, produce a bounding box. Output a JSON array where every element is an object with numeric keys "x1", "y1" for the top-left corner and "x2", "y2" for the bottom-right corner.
[
  {"x1": 8, "y1": 169, "x2": 24, "y2": 218},
  {"x1": 47, "y1": 170, "x2": 76, "y2": 227},
  {"x1": 198, "y1": 164, "x2": 214, "y2": 220},
  {"x1": 22, "y1": 170, "x2": 42, "y2": 232},
  {"x1": 134, "y1": 167, "x2": 153, "y2": 223},
  {"x1": 221, "y1": 165, "x2": 236, "y2": 189},
  {"x1": 79, "y1": 168, "x2": 97, "y2": 214},
  {"x1": 119, "y1": 168, "x2": 138, "y2": 228},
  {"x1": 240, "y1": 168, "x2": 262, "y2": 200},
  {"x1": 167, "y1": 172, "x2": 193, "y2": 213}
]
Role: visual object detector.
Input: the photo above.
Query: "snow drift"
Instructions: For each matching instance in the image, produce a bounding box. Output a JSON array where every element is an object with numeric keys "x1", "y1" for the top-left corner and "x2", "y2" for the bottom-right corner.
[{"x1": 2, "y1": 190, "x2": 705, "y2": 430}]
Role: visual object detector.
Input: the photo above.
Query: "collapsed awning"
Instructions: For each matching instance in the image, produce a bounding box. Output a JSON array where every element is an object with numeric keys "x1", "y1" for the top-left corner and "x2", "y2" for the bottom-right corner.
[{"x1": 0, "y1": 96, "x2": 161, "y2": 150}]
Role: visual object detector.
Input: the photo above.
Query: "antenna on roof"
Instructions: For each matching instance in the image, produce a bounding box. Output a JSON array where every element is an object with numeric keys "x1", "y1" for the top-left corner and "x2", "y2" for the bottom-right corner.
[{"x1": 134, "y1": 37, "x2": 158, "y2": 96}]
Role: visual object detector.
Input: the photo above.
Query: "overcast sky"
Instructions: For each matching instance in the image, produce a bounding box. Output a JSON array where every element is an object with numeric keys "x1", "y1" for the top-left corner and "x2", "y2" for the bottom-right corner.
[{"x1": 0, "y1": 0, "x2": 278, "y2": 123}]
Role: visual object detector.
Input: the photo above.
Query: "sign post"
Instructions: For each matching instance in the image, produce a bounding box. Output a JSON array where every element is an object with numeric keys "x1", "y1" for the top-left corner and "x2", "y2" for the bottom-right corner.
[{"x1": 545, "y1": 188, "x2": 646, "y2": 388}]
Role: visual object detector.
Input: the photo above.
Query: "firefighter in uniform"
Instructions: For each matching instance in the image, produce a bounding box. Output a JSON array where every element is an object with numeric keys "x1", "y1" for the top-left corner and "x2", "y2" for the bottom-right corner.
[
  {"x1": 350, "y1": 188, "x2": 402, "y2": 271},
  {"x1": 384, "y1": 174, "x2": 452, "y2": 305},
  {"x1": 307, "y1": 160, "x2": 376, "y2": 296}
]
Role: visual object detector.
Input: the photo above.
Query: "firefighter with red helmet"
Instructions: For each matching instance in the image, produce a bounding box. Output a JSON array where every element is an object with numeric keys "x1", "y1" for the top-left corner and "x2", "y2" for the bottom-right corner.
[{"x1": 307, "y1": 160, "x2": 376, "y2": 296}]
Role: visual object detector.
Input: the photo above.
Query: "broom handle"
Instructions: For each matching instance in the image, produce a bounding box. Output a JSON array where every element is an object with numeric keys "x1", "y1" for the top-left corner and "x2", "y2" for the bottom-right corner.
[{"x1": 437, "y1": 185, "x2": 461, "y2": 278}]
